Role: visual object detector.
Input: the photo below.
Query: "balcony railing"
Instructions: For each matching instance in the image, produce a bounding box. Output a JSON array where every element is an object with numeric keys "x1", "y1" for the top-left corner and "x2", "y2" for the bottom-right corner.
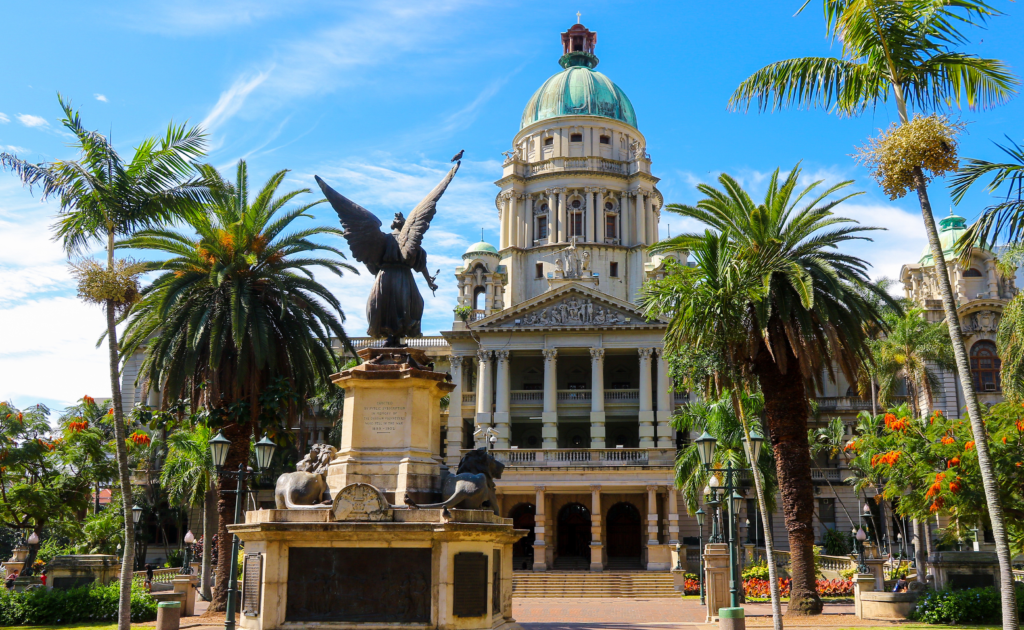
[
  {"x1": 462, "y1": 392, "x2": 476, "y2": 405},
  {"x1": 815, "y1": 395, "x2": 912, "y2": 412},
  {"x1": 605, "y1": 389, "x2": 639, "y2": 401},
  {"x1": 483, "y1": 448, "x2": 649, "y2": 467},
  {"x1": 510, "y1": 390, "x2": 543, "y2": 403},
  {"x1": 557, "y1": 389, "x2": 591, "y2": 402},
  {"x1": 524, "y1": 157, "x2": 629, "y2": 177},
  {"x1": 811, "y1": 468, "x2": 842, "y2": 482},
  {"x1": 343, "y1": 336, "x2": 450, "y2": 350}
]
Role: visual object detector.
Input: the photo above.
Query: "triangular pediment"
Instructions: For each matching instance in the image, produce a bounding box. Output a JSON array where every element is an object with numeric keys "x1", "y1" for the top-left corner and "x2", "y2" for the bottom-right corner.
[{"x1": 472, "y1": 283, "x2": 665, "y2": 331}]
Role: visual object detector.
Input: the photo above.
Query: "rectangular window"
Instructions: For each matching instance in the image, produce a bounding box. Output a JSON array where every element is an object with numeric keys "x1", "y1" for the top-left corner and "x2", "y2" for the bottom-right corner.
[
  {"x1": 609, "y1": 262, "x2": 619, "y2": 277},
  {"x1": 570, "y1": 212, "x2": 583, "y2": 237},
  {"x1": 818, "y1": 498, "x2": 836, "y2": 529},
  {"x1": 605, "y1": 214, "x2": 617, "y2": 239},
  {"x1": 544, "y1": 137, "x2": 553, "y2": 146},
  {"x1": 570, "y1": 133, "x2": 583, "y2": 143},
  {"x1": 599, "y1": 135, "x2": 610, "y2": 144},
  {"x1": 535, "y1": 262, "x2": 544, "y2": 279},
  {"x1": 537, "y1": 216, "x2": 548, "y2": 239}
]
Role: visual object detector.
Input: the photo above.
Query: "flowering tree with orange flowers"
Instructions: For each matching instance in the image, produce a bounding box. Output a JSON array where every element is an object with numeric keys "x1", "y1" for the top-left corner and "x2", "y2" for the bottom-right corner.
[{"x1": 847, "y1": 403, "x2": 1024, "y2": 554}]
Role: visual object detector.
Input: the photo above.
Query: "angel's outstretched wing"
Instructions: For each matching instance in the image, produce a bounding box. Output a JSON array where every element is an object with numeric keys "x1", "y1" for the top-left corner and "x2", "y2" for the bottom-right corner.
[
  {"x1": 315, "y1": 176, "x2": 386, "y2": 274},
  {"x1": 397, "y1": 162, "x2": 460, "y2": 260}
]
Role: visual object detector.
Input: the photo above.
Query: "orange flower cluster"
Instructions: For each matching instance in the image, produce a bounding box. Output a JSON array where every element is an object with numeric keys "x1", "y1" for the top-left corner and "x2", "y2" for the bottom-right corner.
[
  {"x1": 82, "y1": 395, "x2": 94, "y2": 405},
  {"x1": 885, "y1": 414, "x2": 910, "y2": 431},
  {"x1": 935, "y1": 472, "x2": 946, "y2": 481},
  {"x1": 871, "y1": 451, "x2": 902, "y2": 466},
  {"x1": 925, "y1": 482, "x2": 941, "y2": 499},
  {"x1": 1016, "y1": 419, "x2": 1024, "y2": 432},
  {"x1": 940, "y1": 436, "x2": 956, "y2": 445},
  {"x1": 107, "y1": 408, "x2": 115, "y2": 416},
  {"x1": 15, "y1": 413, "x2": 23, "y2": 423},
  {"x1": 949, "y1": 477, "x2": 962, "y2": 494},
  {"x1": 67, "y1": 419, "x2": 88, "y2": 433},
  {"x1": 35, "y1": 438, "x2": 53, "y2": 450},
  {"x1": 129, "y1": 431, "x2": 151, "y2": 446},
  {"x1": 844, "y1": 440, "x2": 858, "y2": 453},
  {"x1": 929, "y1": 497, "x2": 945, "y2": 513},
  {"x1": 965, "y1": 440, "x2": 975, "y2": 450},
  {"x1": 1003, "y1": 436, "x2": 1008, "y2": 444},
  {"x1": 948, "y1": 457, "x2": 961, "y2": 468},
  {"x1": 930, "y1": 410, "x2": 944, "y2": 424}
]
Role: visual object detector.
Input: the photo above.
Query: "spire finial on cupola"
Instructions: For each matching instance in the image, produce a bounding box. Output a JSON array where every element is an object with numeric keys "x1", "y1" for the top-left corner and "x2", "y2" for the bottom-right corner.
[{"x1": 560, "y1": 21, "x2": 599, "y2": 69}]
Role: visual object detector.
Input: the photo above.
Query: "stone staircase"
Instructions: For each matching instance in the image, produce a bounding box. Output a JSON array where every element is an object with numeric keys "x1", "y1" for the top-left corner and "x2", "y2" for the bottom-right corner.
[{"x1": 512, "y1": 570, "x2": 677, "y2": 598}]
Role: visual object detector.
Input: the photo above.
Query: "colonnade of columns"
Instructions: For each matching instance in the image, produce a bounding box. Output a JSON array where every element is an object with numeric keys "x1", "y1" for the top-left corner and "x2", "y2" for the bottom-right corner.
[
  {"x1": 527, "y1": 485, "x2": 680, "y2": 572},
  {"x1": 497, "y1": 187, "x2": 657, "y2": 249},
  {"x1": 455, "y1": 347, "x2": 675, "y2": 451}
]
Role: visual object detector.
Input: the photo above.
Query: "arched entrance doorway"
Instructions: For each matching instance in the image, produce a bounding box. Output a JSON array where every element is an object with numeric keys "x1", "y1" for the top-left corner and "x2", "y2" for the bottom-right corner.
[
  {"x1": 509, "y1": 503, "x2": 536, "y2": 570},
  {"x1": 606, "y1": 502, "x2": 642, "y2": 569},
  {"x1": 556, "y1": 503, "x2": 591, "y2": 569}
]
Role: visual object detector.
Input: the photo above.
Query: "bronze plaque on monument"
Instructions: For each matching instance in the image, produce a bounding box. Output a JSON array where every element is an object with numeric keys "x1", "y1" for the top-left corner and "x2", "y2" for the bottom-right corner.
[
  {"x1": 453, "y1": 552, "x2": 488, "y2": 617},
  {"x1": 242, "y1": 553, "x2": 262, "y2": 616},
  {"x1": 286, "y1": 548, "x2": 431, "y2": 622}
]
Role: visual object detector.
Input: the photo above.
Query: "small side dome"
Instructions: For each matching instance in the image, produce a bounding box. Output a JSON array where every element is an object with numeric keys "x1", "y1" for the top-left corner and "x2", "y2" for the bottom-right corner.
[
  {"x1": 919, "y1": 214, "x2": 979, "y2": 265},
  {"x1": 463, "y1": 240, "x2": 499, "y2": 259}
]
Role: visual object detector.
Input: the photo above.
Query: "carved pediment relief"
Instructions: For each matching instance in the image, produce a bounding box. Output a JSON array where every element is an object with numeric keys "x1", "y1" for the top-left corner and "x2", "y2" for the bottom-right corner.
[
  {"x1": 521, "y1": 296, "x2": 631, "y2": 327},
  {"x1": 960, "y1": 309, "x2": 1000, "y2": 335}
]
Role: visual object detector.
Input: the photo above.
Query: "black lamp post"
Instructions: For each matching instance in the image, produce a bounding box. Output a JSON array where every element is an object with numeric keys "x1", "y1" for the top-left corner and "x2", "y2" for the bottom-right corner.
[
  {"x1": 131, "y1": 504, "x2": 143, "y2": 570},
  {"x1": 181, "y1": 530, "x2": 195, "y2": 575},
  {"x1": 209, "y1": 431, "x2": 277, "y2": 630},
  {"x1": 696, "y1": 507, "x2": 706, "y2": 605},
  {"x1": 694, "y1": 429, "x2": 763, "y2": 611}
]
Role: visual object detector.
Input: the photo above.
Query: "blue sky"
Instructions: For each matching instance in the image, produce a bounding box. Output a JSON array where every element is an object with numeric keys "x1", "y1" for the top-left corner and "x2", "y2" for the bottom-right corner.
[{"x1": 1, "y1": 1, "x2": 1022, "y2": 412}]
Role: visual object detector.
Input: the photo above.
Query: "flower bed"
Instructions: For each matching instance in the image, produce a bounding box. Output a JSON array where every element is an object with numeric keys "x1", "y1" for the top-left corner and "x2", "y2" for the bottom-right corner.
[{"x1": 742, "y1": 577, "x2": 853, "y2": 598}]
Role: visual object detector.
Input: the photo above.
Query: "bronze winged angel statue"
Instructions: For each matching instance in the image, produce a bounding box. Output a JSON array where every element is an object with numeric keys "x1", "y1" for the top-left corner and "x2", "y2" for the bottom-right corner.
[{"x1": 315, "y1": 162, "x2": 459, "y2": 347}]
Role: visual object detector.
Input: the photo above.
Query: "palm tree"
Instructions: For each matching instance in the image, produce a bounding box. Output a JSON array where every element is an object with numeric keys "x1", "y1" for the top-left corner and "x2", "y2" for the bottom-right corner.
[
  {"x1": 161, "y1": 424, "x2": 217, "y2": 601},
  {"x1": 0, "y1": 96, "x2": 209, "y2": 630},
  {"x1": 951, "y1": 136, "x2": 1024, "y2": 249},
  {"x1": 641, "y1": 231, "x2": 786, "y2": 627},
  {"x1": 648, "y1": 166, "x2": 893, "y2": 615},
  {"x1": 867, "y1": 309, "x2": 955, "y2": 417},
  {"x1": 117, "y1": 160, "x2": 355, "y2": 610},
  {"x1": 729, "y1": 4, "x2": 1020, "y2": 623}
]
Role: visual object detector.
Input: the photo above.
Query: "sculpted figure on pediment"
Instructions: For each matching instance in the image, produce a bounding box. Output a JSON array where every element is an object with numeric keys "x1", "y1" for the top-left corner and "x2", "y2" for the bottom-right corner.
[{"x1": 593, "y1": 307, "x2": 606, "y2": 324}]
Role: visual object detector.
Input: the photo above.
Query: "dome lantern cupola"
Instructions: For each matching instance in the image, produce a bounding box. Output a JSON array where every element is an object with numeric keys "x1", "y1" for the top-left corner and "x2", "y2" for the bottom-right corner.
[{"x1": 560, "y1": 23, "x2": 599, "y2": 69}]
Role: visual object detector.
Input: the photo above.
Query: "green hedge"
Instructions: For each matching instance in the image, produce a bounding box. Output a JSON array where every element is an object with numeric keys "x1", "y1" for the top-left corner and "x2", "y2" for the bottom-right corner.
[
  {"x1": 0, "y1": 578, "x2": 157, "y2": 625},
  {"x1": 912, "y1": 583, "x2": 1024, "y2": 624}
]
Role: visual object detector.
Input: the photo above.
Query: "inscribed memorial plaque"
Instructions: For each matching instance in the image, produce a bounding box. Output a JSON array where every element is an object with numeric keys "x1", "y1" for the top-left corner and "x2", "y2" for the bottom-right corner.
[
  {"x1": 286, "y1": 548, "x2": 431, "y2": 622},
  {"x1": 242, "y1": 553, "x2": 262, "y2": 616},
  {"x1": 453, "y1": 552, "x2": 488, "y2": 617}
]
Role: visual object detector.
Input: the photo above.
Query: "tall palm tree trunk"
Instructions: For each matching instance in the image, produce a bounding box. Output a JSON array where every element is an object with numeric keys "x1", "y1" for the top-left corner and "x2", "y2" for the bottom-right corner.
[
  {"x1": 912, "y1": 169, "x2": 1018, "y2": 628},
  {"x1": 755, "y1": 350, "x2": 822, "y2": 616},
  {"x1": 201, "y1": 481, "x2": 216, "y2": 600},
  {"x1": 105, "y1": 230, "x2": 136, "y2": 630},
  {"x1": 210, "y1": 420, "x2": 251, "y2": 613}
]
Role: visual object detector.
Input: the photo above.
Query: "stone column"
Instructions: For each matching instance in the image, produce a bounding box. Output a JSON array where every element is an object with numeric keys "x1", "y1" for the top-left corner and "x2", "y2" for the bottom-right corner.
[
  {"x1": 519, "y1": 195, "x2": 529, "y2": 248},
  {"x1": 557, "y1": 189, "x2": 567, "y2": 243},
  {"x1": 590, "y1": 348, "x2": 605, "y2": 448},
  {"x1": 621, "y1": 192, "x2": 631, "y2": 245},
  {"x1": 595, "y1": 189, "x2": 604, "y2": 243},
  {"x1": 547, "y1": 189, "x2": 557, "y2": 245},
  {"x1": 986, "y1": 258, "x2": 999, "y2": 298},
  {"x1": 635, "y1": 191, "x2": 647, "y2": 247},
  {"x1": 446, "y1": 356, "x2": 465, "y2": 468},
  {"x1": 493, "y1": 350, "x2": 511, "y2": 449},
  {"x1": 542, "y1": 349, "x2": 558, "y2": 449},
  {"x1": 638, "y1": 348, "x2": 655, "y2": 448},
  {"x1": 647, "y1": 197, "x2": 656, "y2": 245},
  {"x1": 525, "y1": 196, "x2": 534, "y2": 247},
  {"x1": 655, "y1": 349, "x2": 673, "y2": 448},
  {"x1": 668, "y1": 489, "x2": 680, "y2": 546},
  {"x1": 533, "y1": 487, "x2": 548, "y2": 571},
  {"x1": 499, "y1": 194, "x2": 509, "y2": 249},
  {"x1": 590, "y1": 485, "x2": 604, "y2": 571},
  {"x1": 476, "y1": 350, "x2": 493, "y2": 445},
  {"x1": 646, "y1": 486, "x2": 660, "y2": 571},
  {"x1": 585, "y1": 188, "x2": 596, "y2": 243}
]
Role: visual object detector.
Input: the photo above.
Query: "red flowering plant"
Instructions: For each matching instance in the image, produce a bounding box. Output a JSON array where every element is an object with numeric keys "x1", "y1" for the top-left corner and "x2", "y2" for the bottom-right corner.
[{"x1": 851, "y1": 402, "x2": 1024, "y2": 553}]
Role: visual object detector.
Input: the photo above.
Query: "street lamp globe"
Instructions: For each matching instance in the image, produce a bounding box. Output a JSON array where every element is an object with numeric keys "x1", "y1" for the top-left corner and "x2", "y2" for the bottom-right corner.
[
  {"x1": 863, "y1": 502, "x2": 872, "y2": 515},
  {"x1": 183, "y1": 530, "x2": 195, "y2": 545},
  {"x1": 695, "y1": 431, "x2": 717, "y2": 467},
  {"x1": 696, "y1": 508, "x2": 705, "y2": 527},
  {"x1": 731, "y1": 491, "x2": 743, "y2": 513},
  {"x1": 856, "y1": 527, "x2": 867, "y2": 542},
  {"x1": 26, "y1": 532, "x2": 39, "y2": 545},
  {"x1": 254, "y1": 434, "x2": 277, "y2": 471},
  {"x1": 209, "y1": 431, "x2": 232, "y2": 469},
  {"x1": 132, "y1": 504, "x2": 143, "y2": 524}
]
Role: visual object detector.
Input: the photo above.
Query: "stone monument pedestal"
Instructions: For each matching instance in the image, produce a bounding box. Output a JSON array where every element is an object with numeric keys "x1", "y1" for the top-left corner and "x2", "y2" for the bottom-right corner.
[
  {"x1": 328, "y1": 347, "x2": 455, "y2": 504},
  {"x1": 231, "y1": 507, "x2": 524, "y2": 630},
  {"x1": 703, "y1": 543, "x2": 730, "y2": 623},
  {"x1": 46, "y1": 554, "x2": 120, "y2": 589},
  {"x1": 928, "y1": 551, "x2": 1000, "y2": 590}
]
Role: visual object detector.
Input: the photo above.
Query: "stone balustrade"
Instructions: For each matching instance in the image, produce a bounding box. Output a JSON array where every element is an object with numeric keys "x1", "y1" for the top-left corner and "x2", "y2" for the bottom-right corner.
[{"x1": 479, "y1": 448, "x2": 651, "y2": 467}]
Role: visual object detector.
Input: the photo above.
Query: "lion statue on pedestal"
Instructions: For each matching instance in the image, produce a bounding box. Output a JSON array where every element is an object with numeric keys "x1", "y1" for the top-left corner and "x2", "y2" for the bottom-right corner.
[{"x1": 404, "y1": 447, "x2": 504, "y2": 515}]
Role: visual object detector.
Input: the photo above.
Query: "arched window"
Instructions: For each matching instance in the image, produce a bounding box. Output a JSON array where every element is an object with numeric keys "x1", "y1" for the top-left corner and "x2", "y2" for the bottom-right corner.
[
  {"x1": 569, "y1": 199, "x2": 583, "y2": 237},
  {"x1": 963, "y1": 268, "x2": 983, "y2": 277},
  {"x1": 473, "y1": 287, "x2": 485, "y2": 310},
  {"x1": 970, "y1": 340, "x2": 1001, "y2": 392}
]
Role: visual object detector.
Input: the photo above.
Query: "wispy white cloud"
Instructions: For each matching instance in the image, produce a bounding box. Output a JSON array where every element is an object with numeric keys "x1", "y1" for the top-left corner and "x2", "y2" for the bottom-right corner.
[
  {"x1": 16, "y1": 114, "x2": 48, "y2": 128},
  {"x1": 94, "y1": 94, "x2": 108, "y2": 102},
  {"x1": 3, "y1": 145, "x2": 29, "y2": 154},
  {"x1": 0, "y1": 113, "x2": 9, "y2": 124},
  {"x1": 121, "y1": 0, "x2": 307, "y2": 35},
  {"x1": 200, "y1": 69, "x2": 272, "y2": 135}
]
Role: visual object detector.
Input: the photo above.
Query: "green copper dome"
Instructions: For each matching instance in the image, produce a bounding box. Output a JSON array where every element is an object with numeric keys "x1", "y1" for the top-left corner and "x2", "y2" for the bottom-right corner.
[
  {"x1": 464, "y1": 240, "x2": 498, "y2": 258},
  {"x1": 919, "y1": 214, "x2": 975, "y2": 265},
  {"x1": 520, "y1": 66, "x2": 637, "y2": 130}
]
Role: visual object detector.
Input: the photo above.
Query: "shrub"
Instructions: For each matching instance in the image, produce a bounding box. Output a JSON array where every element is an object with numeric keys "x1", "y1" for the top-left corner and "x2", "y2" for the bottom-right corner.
[
  {"x1": 682, "y1": 574, "x2": 700, "y2": 595},
  {"x1": 821, "y1": 529, "x2": 853, "y2": 556},
  {"x1": 741, "y1": 559, "x2": 770, "y2": 581},
  {"x1": 912, "y1": 583, "x2": 1024, "y2": 624},
  {"x1": 0, "y1": 577, "x2": 157, "y2": 625},
  {"x1": 165, "y1": 549, "x2": 184, "y2": 568}
]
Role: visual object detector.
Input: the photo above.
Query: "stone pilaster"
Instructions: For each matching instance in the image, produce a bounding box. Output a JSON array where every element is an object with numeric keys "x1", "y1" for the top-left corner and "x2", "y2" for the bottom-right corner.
[
  {"x1": 533, "y1": 486, "x2": 548, "y2": 571},
  {"x1": 590, "y1": 485, "x2": 604, "y2": 571},
  {"x1": 638, "y1": 348, "x2": 655, "y2": 448},
  {"x1": 446, "y1": 355, "x2": 465, "y2": 468},
  {"x1": 493, "y1": 350, "x2": 511, "y2": 449},
  {"x1": 542, "y1": 348, "x2": 558, "y2": 449},
  {"x1": 589, "y1": 348, "x2": 605, "y2": 448},
  {"x1": 655, "y1": 349, "x2": 673, "y2": 448},
  {"x1": 475, "y1": 350, "x2": 493, "y2": 446}
]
